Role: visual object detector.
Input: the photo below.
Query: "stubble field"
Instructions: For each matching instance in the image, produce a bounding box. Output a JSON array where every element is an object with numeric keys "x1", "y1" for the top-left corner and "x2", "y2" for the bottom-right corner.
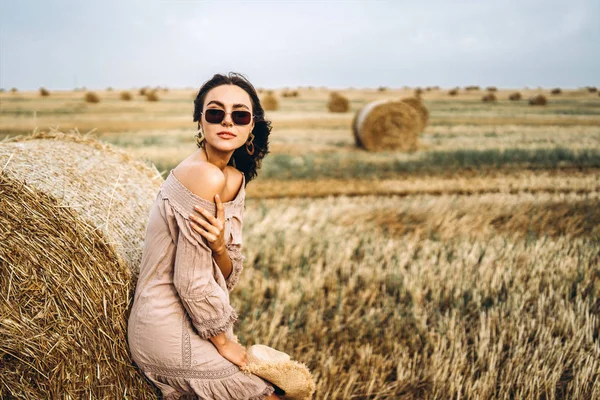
[{"x1": 1, "y1": 86, "x2": 599, "y2": 398}]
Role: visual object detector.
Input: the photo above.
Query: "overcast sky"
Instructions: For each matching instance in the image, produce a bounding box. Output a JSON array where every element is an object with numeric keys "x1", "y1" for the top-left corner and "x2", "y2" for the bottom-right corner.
[{"x1": 1, "y1": 0, "x2": 598, "y2": 90}]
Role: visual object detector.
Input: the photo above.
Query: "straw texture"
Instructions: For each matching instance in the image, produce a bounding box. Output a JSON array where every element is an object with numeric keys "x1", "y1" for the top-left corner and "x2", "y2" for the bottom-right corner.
[
  {"x1": 0, "y1": 130, "x2": 163, "y2": 398},
  {"x1": 243, "y1": 345, "x2": 316, "y2": 400},
  {"x1": 401, "y1": 97, "x2": 429, "y2": 132},
  {"x1": 352, "y1": 100, "x2": 420, "y2": 152}
]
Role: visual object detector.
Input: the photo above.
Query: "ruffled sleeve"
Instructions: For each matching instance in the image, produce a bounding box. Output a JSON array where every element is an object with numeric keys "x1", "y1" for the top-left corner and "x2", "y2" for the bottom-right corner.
[{"x1": 171, "y1": 210, "x2": 238, "y2": 339}]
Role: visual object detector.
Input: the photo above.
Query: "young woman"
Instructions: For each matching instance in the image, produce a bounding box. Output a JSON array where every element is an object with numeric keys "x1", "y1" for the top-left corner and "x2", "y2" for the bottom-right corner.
[{"x1": 128, "y1": 73, "x2": 278, "y2": 399}]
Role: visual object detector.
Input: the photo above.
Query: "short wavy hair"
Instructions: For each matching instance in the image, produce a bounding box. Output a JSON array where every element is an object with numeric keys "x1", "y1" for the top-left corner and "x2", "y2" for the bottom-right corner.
[{"x1": 193, "y1": 72, "x2": 271, "y2": 186}]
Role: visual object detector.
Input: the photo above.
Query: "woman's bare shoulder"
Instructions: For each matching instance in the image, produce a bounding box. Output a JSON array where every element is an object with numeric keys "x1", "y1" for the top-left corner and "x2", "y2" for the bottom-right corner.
[{"x1": 172, "y1": 161, "x2": 225, "y2": 203}]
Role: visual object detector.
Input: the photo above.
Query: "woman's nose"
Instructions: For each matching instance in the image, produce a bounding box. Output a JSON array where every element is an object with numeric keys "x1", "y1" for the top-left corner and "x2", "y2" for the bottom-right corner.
[{"x1": 221, "y1": 112, "x2": 233, "y2": 126}]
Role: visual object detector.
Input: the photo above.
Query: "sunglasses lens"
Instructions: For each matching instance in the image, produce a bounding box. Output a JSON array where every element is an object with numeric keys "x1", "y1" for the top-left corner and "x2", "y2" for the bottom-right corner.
[
  {"x1": 232, "y1": 111, "x2": 252, "y2": 125},
  {"x1": 204, "y1": 109, "x2": 224, "y2": 123}
]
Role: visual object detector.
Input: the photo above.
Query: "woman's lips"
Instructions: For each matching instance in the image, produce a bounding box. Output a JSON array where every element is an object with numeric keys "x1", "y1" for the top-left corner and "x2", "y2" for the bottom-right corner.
[{"x1": 217, "y1": 131, "x2": 236, "y2": 139}]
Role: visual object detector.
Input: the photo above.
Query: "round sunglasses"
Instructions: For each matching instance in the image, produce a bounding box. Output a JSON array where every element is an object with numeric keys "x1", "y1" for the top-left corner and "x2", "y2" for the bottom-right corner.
[{"x1": 201, "y1": 109, "x2": 254, "y2": 126}]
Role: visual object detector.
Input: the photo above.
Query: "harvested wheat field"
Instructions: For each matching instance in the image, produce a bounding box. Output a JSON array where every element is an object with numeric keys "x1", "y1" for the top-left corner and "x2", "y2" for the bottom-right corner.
[{"x1": 1, "y1": 86, "x2": 599, "y2": 398}]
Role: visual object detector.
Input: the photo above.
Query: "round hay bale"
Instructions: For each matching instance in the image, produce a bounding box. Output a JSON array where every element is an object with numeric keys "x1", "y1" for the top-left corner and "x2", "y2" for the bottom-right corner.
[
  {"x1": 120, "y1": 91, "x2": 133, "y2": 101},
  {"x1": 84, "y1": 91, "x2": 100, "y2": 103},
  {"x1": 146, "y1": 90, "x2": 159, "y2": 102},
  {"x1": 400, "y1": 97, "x2": 429, "y2": 132},
  {"x1": 139, "y1": 87, "x2": 148, "y2": 96},
  {"x1": 551, "y1": 88, "x2": 561, "y2": 95},
  {"x1": 465, "y1": 85, "x2": 480, "y2": 91},
  {"x1": 261, "y1": 92, "x2": 279, "y2": 111},
  {"x1": 352, "y1": 100, "x2": 420, "y2": 152},
  {"x1": 448, "y1": 88, "x2": 459, "y2": 96},
  {"x1": 39, "y1": 87, "x2": 50, "y2": 97},
  {"x1": 0, "y1": 131, "x2": 162, "y2": 398},
  {"x1": 486, "y1": 86, "x2": 497, "y2": 92},
  {"x1": 529, "y1": 94, "x2": 547, "y2": 106},
  {"x1": 10, "y1": 87, "x2": 18, "y2": 93},
  {"x1": 509, "y1": 92, "x2": 522, "y2": 101},
  {"x1": 587, "y1": 86, "x2": 597, "y2": 93},
  {"x1": 482, "y1": 93, "x2": 497, "y2": 103},
  {"x1": 328, "y1": 92, "x2": 350, "y2": 113}
]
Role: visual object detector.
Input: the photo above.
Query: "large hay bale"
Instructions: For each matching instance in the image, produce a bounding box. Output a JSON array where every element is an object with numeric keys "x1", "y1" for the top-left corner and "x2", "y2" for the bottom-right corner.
[
  {"x1": 529, "y1": 94, "x2": 547, "y2": 106},
  {"x1": 327, "y1": 92, "x2": 350, "y2": 113},
  {"x1": 482, "y1": 93, "x2": 497, "y2": 103},
  {"x1": 401, "y1": 97, "x2": 429, "y2": 132},
  {"x1": 0, "y1": 131, "x2": 162, "y2": 398},
  {"x1": 39, "y1": 87, "x2": 50, "y2": 97},
  {"x1": 509, "y1": 92, "x2": 522, "y2": 101},
  {"x1": 84, "y1": 91, "x2": 101, "y2": 103},
  {"x1": 120, "y1": 91, "x2": 133, "y2": 101},
  {"x1": 261, "y1": 91, "x2": 279, "y2": 111},
  {"x1": 146, "y1": 90, "x2": 160, "y2": 102},
  {"x1": 352, "y1": 100, "x2": 420, "y2": 152}
]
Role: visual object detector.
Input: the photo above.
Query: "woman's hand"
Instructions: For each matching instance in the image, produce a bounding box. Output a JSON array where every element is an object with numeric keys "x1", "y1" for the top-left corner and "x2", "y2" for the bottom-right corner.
[
  {"x1": 214, "y1": 338, "x2": 249, "y2": 368},
  {"x1": 189, "y1": 194, "x2": 226, "y2": 254}
]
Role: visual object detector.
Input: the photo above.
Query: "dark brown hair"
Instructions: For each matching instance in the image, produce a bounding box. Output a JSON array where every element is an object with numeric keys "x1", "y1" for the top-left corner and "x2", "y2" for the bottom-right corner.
[{"x1": 193, "y1": 72, "x2": 271, "y2": 185}]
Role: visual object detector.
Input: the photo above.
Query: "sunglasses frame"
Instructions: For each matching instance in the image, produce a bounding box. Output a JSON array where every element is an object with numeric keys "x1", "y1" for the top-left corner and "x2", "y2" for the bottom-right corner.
[{"x1": 200, "y1": 109, "x2": 256, "y2": 126}]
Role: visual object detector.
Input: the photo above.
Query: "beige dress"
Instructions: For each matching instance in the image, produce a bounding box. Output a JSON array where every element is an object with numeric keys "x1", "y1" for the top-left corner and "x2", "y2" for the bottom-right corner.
[{"x1": 128, "y1": 171, "x2": 274, "y2": 400}]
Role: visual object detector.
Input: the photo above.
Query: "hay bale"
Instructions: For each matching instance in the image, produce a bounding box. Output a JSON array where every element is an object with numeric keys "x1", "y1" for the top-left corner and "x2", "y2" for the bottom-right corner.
[
  {"x1": 39, "y1": 87, "x2": 50, "y2": 97},
  {"x1": 401, "y1": 97, "x2": 429, "y2": 132},
  {"x1": 120, "y1": 91, "x2": 133, "y2": 101},
  {"x1": 84, "y1": 91, "x2": 100, "y2": 103},
  {"x1": 146, "y1": 90, "x2": 159, "y2": 102},
  {"x1": 261, "y1": 92, "x2": 279, "y2": 111},
  {"x1": 414, "y1": 87, "x2": 423, "y2": 96},
  {"x1": 482, "y1": 93, "x2": 497, "y2": 103},
  {"x1": 448, "y1": 88, "x2": 459, "y2": 96},
  {"x1": 587, "y1": 86, "x2": 597, "y2": 93},
  {"x1": 0, "y1": 131, "x2": 162, "y2": 398},
  {"x1": 377, "y1": 86, "x2": 387, "y2": 92},
  {"x1": 328, "y1": 92, "x2": 350, "y2": 113},
  {"x1": 10, "y1": 87, "x2": 18, "y2": 93},
  {"x1": 486, "y1": 86, "x2": 497, "y2": 92},
  {"x1": 352, "y1": 100, "x2": 420, "y2": 152},
  {"x1": 139, "y1": 87, "x2": 148, "y2": 96},
  {"x1": 509, "y1": 92, "x2": 522, "y2": 101},
  {"x1": 551, "y1": 88, "x2": 561, "y2": 95},
  {"x1": 465, "y1": 85, "x2": 480, "y2": 91},
  {"x1": 529, "y1": 94, "x2": 547, "y2": 106}
]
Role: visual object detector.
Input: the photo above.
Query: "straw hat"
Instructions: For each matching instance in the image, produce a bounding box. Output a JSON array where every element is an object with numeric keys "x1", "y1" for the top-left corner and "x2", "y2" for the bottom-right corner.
[{"x1": 242, "y1": 345, "x2": 316, "y2": 400}]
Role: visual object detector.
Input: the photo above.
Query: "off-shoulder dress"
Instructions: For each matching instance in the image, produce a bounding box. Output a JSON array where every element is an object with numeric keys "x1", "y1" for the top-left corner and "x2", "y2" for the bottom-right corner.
[{"x1": 128, "y1": 170, "x2": 274, "y2": 399}]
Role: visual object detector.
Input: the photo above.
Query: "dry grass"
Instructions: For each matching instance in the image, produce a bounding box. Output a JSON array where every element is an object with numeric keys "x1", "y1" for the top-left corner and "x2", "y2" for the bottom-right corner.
[{"x1": 235, "y1": 192, "x2": 600, "y2": 399}]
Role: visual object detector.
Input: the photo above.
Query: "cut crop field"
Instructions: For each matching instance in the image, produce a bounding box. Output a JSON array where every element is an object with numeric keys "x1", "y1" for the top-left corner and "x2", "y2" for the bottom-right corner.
[{"x1": 1, "y1": 86, "x2": 599, "y2": 398}]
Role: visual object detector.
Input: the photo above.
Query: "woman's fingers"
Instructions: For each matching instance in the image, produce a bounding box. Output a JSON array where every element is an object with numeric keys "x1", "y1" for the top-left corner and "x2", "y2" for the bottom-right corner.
[
  {"x1": 190, "y1": 223, "x2": 217, "y2": 242},
  {"x1": 215, "y1": 194, "x2": 225, "y2": 222},
  {"x1": 194, "y1": 205, "x2": 219, "y2": 225},
  {"x1": 190, "y1": 214, "x2": 220, "y2": 236}
]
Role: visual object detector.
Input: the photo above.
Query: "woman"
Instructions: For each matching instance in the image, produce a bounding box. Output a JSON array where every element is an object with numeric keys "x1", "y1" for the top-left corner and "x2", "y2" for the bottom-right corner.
[{"x1": 128, "y1": 73, "x2": 278, "y2": 399}]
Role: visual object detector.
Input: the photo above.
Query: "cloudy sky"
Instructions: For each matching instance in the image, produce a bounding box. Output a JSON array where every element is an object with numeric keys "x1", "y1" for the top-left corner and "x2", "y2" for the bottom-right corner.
[{"x1": 1, "y1": 0, "x2": 598, "y2": 90}]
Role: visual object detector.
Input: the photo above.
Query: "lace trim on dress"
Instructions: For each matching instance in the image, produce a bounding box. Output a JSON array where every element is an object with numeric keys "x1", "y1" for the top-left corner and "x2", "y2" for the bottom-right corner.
[
  {"x1": 225, "y1": 244, "x2": 245, "y2": 291},
  {"x1": 192, "y1": 307, "x2": 239, "y2": 340},
  {"x1": 143, "y1": 363, "x2": 240, "y2": 380},
  {"x1": 248, "y1": 385, "x2": 276, "y2": 400}
]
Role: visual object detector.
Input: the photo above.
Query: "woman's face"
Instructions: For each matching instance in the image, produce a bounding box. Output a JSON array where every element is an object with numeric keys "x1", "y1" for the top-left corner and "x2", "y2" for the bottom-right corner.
[{"x1": 201, "y1": 84, "x2": 255, "y2": 153}]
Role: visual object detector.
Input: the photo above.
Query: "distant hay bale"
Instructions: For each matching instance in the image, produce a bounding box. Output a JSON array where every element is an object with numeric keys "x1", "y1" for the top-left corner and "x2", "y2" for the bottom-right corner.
[
  {"x1": 10, "y1": 87, "x2": 18, "y2": 93},
  {"x1": 587, "y1": 86, "x2": 597, "y2": 93},
  {"x1": 448, "y1": 88, "x2": 459, "y2": 96},
  {"x1": 0, "y1": 131, "x2": 162, "y2": 398},
  {"x1": 261, "y1": 92, "x2": 279, "y2": 111},
  {"x1": 551, "y1": 88, "x2": 562, "y2": 95},
  {"x1": 401, "y1": 97, "x2": 429, "y2": 132},
  {"x1": 482, "y1": 93, "x2": 497, "y2": 103},
  {"x1": 377, "y1": 86, "x2": 387, "y2": 92},
  {"x1": 146, "y1": 90, "x2": 159, "y2": 102},
  {"x1": 509, "y1": 92, "x2": 522, "y2": 101},
  {"x1": 84, "y1": 91, "x2": 100, "y2": 103},
  {"x1": 529, "y1": 94, "x2": 548, "y2": 106},
  {"x1": 414, "y1": 87, "x2": 423, "y2": 96},
  {"x1": 107, "y1": 86, "x2": 114, "y2": 92},
  {"x1": 120, "y1": 91, "x2": 133, "y2": 101},
  {"x1": 465, "y1": 85, "x2": 480, "y2": 91},
  {"x1": 281, "y1": 89, "x2": 299, "y2": 98},
  {"x1": 139, "y1": 87, "x2": 148, "y2": 96},
  {"x1": 327, "y1": 92, "x2": 350, "y2": 113},
  {"x1": 486, "y1": 86, "x2": 497, "y2": 92},
  {"x1": 39, "y1": 87, "x2": 50, "y2": 97},
  {"x1": 352, "y1": 100, "x2": 420, "y2": 152}
]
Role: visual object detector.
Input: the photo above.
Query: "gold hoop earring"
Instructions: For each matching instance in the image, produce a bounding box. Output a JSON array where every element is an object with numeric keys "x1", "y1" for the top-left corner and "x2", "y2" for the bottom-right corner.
[
  {"x1": 245, "y1": 132, "x2": 255, "y2": 156},
  {"x1": 195, "y1": 128, "x2": 205, "y2": 147}
]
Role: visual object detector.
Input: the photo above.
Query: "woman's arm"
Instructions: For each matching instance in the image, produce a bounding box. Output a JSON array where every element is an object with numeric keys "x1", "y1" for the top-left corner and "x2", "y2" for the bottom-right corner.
[{"x1": 211, "y1": 246, "x2": 233, "y2": 280}]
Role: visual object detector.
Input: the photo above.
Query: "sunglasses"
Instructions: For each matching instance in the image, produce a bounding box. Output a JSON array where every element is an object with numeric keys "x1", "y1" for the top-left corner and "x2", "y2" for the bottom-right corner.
[{"x1": 201, "y1": 109, "x2": 254, "y2": 125}]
